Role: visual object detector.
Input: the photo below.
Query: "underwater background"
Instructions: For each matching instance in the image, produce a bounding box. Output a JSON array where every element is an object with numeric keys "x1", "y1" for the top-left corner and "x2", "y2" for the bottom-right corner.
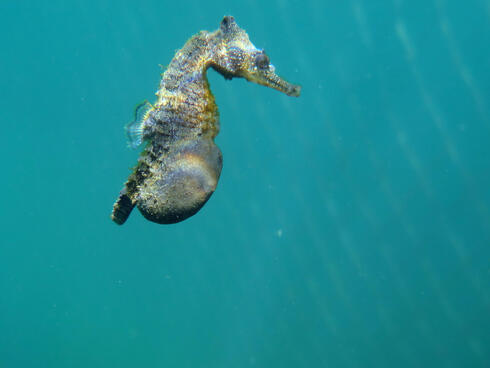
[{"x1": 1, "y1": 0, "x2": 489, "y2": 367}]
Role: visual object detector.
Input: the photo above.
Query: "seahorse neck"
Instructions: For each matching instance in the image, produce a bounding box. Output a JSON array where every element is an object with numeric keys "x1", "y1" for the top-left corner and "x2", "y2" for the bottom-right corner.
[
  {"x1": 158, "y1": 31, "x2": 220, "y2": 94},
  {"x1": 152, "y1": 31, "x2": 222, "y2": 140}
]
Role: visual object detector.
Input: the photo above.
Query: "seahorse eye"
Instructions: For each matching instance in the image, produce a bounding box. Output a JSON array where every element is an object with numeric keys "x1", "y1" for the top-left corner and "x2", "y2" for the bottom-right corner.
[{"x1": 255, "y1": 53, "x2": 270, "y2": 70}]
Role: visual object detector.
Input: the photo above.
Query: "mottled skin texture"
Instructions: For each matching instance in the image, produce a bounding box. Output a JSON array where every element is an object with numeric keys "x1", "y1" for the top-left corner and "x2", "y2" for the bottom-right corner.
[{"x1": 112, "y1": 16, "x2": 301, "y2": 225}]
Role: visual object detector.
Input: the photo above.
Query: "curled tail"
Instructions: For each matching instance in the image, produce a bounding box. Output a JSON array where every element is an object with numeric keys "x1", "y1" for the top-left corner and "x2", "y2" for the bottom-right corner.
[{"x1": 111, "y1": 188, "x2": 136, "y2": 225}]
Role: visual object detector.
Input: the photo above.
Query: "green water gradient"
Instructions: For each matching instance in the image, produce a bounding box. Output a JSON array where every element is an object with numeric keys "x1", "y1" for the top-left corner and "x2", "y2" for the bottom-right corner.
[{"x1": 0, "y1": 0, "x2": 489, "y2": 367}]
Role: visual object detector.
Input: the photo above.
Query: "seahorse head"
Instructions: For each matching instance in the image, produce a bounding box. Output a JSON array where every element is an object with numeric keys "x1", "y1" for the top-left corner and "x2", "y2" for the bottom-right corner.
[{"x1": 211, "y1": 16, "x2": 301, "y2": 97}]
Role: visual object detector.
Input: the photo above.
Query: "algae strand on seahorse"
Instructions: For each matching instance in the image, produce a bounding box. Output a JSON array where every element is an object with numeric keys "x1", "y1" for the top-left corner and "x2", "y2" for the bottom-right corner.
[{"x1": 111, "y1": 16, "x2": 301, "y2": 225}]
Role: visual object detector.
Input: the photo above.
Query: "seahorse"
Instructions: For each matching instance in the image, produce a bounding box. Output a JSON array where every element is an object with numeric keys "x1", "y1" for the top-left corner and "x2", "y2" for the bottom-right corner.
[{"x1": 111, "y1": 16, "x2": 301, "y2": 225}]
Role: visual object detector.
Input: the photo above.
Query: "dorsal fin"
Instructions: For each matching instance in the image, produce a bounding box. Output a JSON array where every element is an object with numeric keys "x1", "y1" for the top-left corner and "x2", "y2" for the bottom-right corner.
[{"x1": 125, "y1": 100, "x2": 152, "y2": 148}]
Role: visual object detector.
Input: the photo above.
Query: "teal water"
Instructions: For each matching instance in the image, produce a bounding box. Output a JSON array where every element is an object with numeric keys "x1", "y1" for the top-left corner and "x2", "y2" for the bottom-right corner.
[{"x1": 1, "y1": 1, "x2": 489, "y2": 367}]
